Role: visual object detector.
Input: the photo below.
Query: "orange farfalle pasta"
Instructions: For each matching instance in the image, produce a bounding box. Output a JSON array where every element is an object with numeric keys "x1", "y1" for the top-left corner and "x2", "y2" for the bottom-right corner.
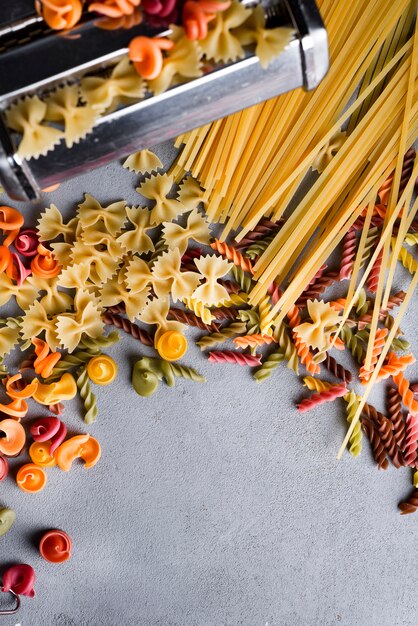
[
  {"x1": 32, "y1": 338, "x2": 61, "y2": 379},
  {"x1": 35, "y1": 0, "x2": 83, "y2": 30},
  {"x1": 89, "y1": 0, "x2": 140, "y2": 18},
  {"x1": 128, "y1": 36, "x2": 175, "y2": 80},
  {"x1": 359, "y1": 328, "x2": 388, "y2": 383}
]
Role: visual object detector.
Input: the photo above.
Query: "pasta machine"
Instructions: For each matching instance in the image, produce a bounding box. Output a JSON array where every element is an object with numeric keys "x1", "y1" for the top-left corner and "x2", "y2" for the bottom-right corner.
[{"x1": 0, "y1": 0, "x2": 328, "y2": 201}]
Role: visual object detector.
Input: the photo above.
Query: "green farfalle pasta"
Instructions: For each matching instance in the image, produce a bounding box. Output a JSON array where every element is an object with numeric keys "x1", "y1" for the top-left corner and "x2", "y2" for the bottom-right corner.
[
  {"x1": 253, "y1": 348, "x2": 285, "y2": 382},
  {"x1": 76, "y1": 367, "x2": 98, "y2": 424},
  {"x1": 344, "y1": 391, "x2": 362, "y2": 457},
  {"x1": 196, "y1": 322, "x2": 246, "y2": 350}
]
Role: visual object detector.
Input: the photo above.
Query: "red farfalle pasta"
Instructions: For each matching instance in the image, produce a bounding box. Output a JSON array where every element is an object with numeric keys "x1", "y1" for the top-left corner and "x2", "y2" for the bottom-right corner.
[
  {"x1": 403, "y1": 413, "x2": 418, "y2": 467},
  {"x1": 339, "y1": 227, "x2": 357, "y2": 280},
  {"x1": 393, "y1": 372, "x2": 418, "y2": 414},
  {"x1": 208, "y1": 350, "x2": 261, "y2": 366},
  {"x1": 359, "y1": 328, "x2": 388, "y2": 383},
  {"x1": 210, "y1": 240, "x2": 254, "y2": 274},
  {"x1": 296, "y1": 383, "x2": 347, "y2": 413}
]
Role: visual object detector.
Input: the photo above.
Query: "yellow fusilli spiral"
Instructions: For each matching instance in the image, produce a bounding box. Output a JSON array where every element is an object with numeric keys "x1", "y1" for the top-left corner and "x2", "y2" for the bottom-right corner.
[
  {"x1": 183, "y1": 298, "x2": 215, "y2": 325},
  {"x1": 344, "y1": 391, "x2": 362, "y2": 457}
]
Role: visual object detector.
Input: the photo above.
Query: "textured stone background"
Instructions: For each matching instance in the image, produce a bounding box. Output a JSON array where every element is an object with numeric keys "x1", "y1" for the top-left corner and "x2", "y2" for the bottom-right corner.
[{"x1": 0, "y1": 143, "x2": 417, "y2": 626}]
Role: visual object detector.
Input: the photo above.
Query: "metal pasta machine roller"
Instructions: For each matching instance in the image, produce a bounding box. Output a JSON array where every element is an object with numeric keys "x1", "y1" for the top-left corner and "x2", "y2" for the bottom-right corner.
[{"x1": 0, "y1": 0, "x2": 328, "y2": 200}]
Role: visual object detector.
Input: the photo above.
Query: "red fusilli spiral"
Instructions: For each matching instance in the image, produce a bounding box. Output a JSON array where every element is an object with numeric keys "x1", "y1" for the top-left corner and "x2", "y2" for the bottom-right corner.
[
  {"x1": 208, "y1": 350, "x2": 261, "y2": 366},
  {"x1": 339, "y1": 227, "x2": 357, "y2": 280},
  {"x1": 403, "y1": 413, "x2": 418, "y2": 467},
  {"x1": 386, "y1": 386, "x2": 406, "y2": 450},
  {"x1": 296, "y1": 383, "x2": 347, "y2": 413},
  {"x1": 366, "y1": 248, "x2": 383, "y2": 293}
]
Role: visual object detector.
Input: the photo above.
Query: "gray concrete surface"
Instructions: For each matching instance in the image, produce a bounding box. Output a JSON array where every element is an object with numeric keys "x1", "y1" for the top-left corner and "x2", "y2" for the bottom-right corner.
[{"x1": 0, "y1": 146, "x2": 417, "y2": 626}]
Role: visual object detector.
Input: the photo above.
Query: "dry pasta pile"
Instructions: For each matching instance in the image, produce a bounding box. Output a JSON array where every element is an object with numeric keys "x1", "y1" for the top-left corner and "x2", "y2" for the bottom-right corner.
[{"x1": 6, "y1": 1, "x2": 293, "y2": 160}]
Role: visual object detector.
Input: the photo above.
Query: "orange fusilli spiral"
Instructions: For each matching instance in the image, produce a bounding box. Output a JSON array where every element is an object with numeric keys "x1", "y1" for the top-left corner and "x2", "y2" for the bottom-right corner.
[
  {"x1": 393, "y1": 372, "x2": 418, "y2": 415},
  {"x1": 359, "y1": 328, "x2": 388, "y2": 383},
  {"x1": 376, "y1": 352, "x2": 416, "y2": 381},
  {"x1": 210, "y1": 240, "x2": 254, "y2": 274},
  {"x1": 32, "y1": 338, "x2": 61, "y2": 379},
  {"x1": 233, "y1": 334, "x2": 276, "y2": 349}
]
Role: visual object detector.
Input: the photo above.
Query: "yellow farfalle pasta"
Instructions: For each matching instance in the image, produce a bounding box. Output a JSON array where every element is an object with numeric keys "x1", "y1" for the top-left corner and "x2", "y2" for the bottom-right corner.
[
  {"x1": 199, "y1": 1, "x2": 250, "y2": 63},
  {"x1": 0, "y1": 274, "x2": 42, "y2": 311},
  {"x1": 37, "y1": 204, "x2": 79, "y2": 242},
  {"x1": 294, "y1": 300, "x2": 341, "y2": 351},
  {"x1": 80, "y1": 57, "x2": 145, "y2": 113},
  {"x1": 123, "y1": 256, "x2": 153, "y2": 294},
  {"x1": 77, "y1": 194, "x2": 127, "y2": 237},
  {"x1": 162, "y1": 208, "x2": 211, "y2": 255},
  {"x1": 138, "y1": 296, "x2": 185, "y2": 341},
  {"x1": 295, "y1": 301, "x2": 341, "y2": 350},
  {"x1": 123, "y1": 149, "x2": 163, "y2": 175},
  {"x1": 45, "y1": 84, "x2": 98, "y2": 148},
  {"x1": 101, "y1": 273, "x2": 151, "y2": 322},
  {"x1": 235, "y1": 7, "x2": 294, "y2": 69},
  {"x1": 20, "y1": 300, "x2": 60, "y2": 350},
  {"x1": 49, "y1": 242, "x2": 73, "y2": 269},
  {"x1": 37, "y1": 277, "x2": 73, "y2": 315},
  {"x1": 71, "y1": 235, "x2": 123, "y2": 285},
  {"x1": 117, "y1": 206, "x2": 154, "y2": 254},
  {"x1": 191, "y1": 254, "x2": 233, "y2": 306},
  {"x1": 137, "y1": 173, "x2": 185, "y2": 225},
  {"x1": 5, "y1": 95, "x2": 63, "y2": 160},
  {"x1": 148, "y1": 26, "x2": 202, "y2": 96},
  {"x1": 58, "y1": 263, "x2": 91, "y2": 291},
  {"x1": 177, "y1": 177, "x2": 206, "y2": 210},
  {"x1": 312, "y1": 131, "x2": 347, "y2": 173},
  {"x1": 0, "y1": 325, "x2": 21, "y2": 359},
  {"x1": 152, "y1": 249, "x2": 201, "y2": 302},
  {"x1": 55, "y1": 290, "x2": 104, "y2": 352}
]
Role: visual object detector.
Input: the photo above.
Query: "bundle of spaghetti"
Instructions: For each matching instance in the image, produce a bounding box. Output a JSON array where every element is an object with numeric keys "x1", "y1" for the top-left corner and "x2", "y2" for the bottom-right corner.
[
  {"x1": 387, "y1": 386, "x2": 406, "y2": 449},
  {"x1": 403, "y1": 413, "x2": 418, "y2": 466},
  {"x1": 296, "y1": 383, "x2": 347, "y2": 413},
  {"x1": 358, "y1": 328, "x2": 388, "y2": 383}
]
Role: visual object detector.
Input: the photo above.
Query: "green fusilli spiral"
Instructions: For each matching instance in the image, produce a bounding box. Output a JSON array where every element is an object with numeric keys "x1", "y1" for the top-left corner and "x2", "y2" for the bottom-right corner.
[
  {"x1": 238, "y1": 309, "x2": 260, "y2": 335},
  {"x1": 76, "y1": 367, "x2": 98, "y2": 424},
  {"x1": 231, "y1": 265, "x2": 253, "y2": 293},
  {"x1": 196, "y1": 322, "x2": 247, "y2": 350},
  {"x1": 47, "y1": 349, "x2": 99, "y2": 381},
  {"x1": 340, "y1": 325, "x2": 364, "y2": 363},
  {"x1": 273, "y1": 322, "x2": 299, "y2": 374},
  {"x1": 344, "y1": 391, "x2": 362, "y2": 457},
  {"x1": 244, "y1": 233, "x2": 276, "y2": 260},
  {"x1": 253, "y1": 349, "x2": 285, "y2": 382},
  {"x1": 359, "y1": 227, "x2": 379, "y2": 269},
  {"x1": 79, "y1": 331, "x2": 120, "y2": 350}
]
